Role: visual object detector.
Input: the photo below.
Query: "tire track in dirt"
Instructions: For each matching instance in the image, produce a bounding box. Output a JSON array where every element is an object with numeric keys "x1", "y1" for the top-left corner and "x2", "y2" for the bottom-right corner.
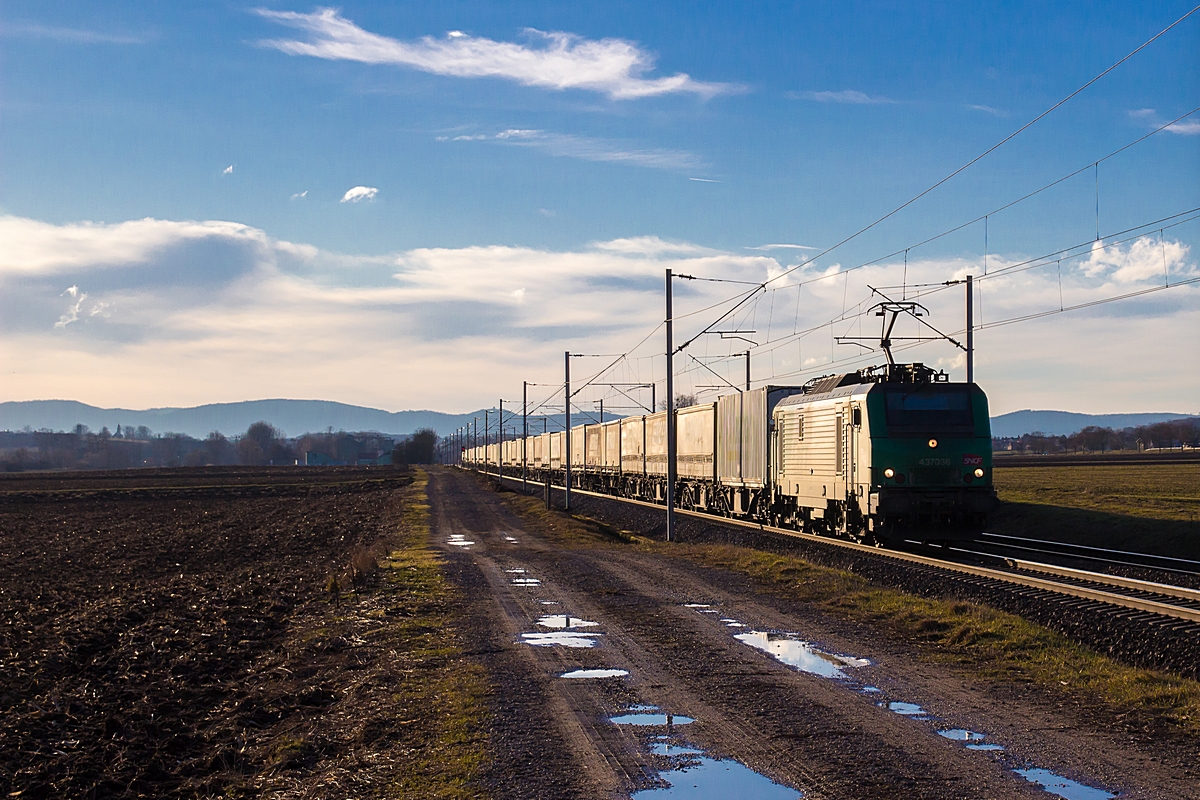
[{"x1": 430, "y1": 469, "x2": 1065, "y2": 799}]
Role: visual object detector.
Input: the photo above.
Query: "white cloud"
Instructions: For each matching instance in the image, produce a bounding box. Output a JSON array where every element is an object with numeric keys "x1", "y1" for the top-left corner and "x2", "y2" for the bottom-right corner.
[
  {"x1": 688, "y1": 177, "x2": 719, "y2": 183},
  {"x1": 1, "y1": 214, "x2": 1195, "y2": 415},
  {"x1": 789, "y1": 89, "x2": 896, "y2": 105},
  {"x1": 55, "y1": 285, "x2": 87, "y2": 329},
  {"x1": 1128, "y1": 108, "x2": 1200, "y2": 136},
  {"x1": 446, "y1": 128, "x2": 702, "y2": 171},
  {"x1": 1079, "y1": 236, "x2": 1191, "y2": 283},
  {"x1": 590, "y1": 236, "x2": 719, "y2": 257},
  {"x1": 256, "y1": 8, "x2": 730, "y2": 100},
  {"x1": 0, "y1": 22, "x2": 146, "y2": 44},
  {"x1": 747, "y1": 243, "x2": 818, "y2": 251},
  {"x1": 341, "y1": 186, "x2": 378, "y2": 203},
  {"x1": 223, "y1": 165, "x2": 234, "y2": 175},
  {"x1": 966, "y1": 104, "x2": 1008, "y2": 117},
  {"x1": 0, "y1": 216, "x2": 266, "y2": 276},
  {"x1": 290, "y1": 190, "x2": 308, "y2": 199}
]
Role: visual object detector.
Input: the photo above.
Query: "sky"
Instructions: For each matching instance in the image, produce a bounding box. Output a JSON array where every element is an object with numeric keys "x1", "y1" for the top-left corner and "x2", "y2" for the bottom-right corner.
[{"x1": 1, "y1": 1, "x2": 1197, "y2": 419}]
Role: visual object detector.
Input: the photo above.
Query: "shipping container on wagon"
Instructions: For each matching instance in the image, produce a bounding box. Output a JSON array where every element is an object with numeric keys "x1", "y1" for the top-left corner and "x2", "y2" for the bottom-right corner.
[
  {"x1": 603, "y1": 420, "x2": 622, "y2": 471},
  {"x1": 677, "y1": 403, "x2": 717, "y2": 481},
  {"x1": 585, "y1": 425, "x2": 604, "y2": 469},
  {"x1": 549, "y1": 431, "x2": 564, "y2": 470},
  {"x1": 529, "y1": 433, "x2": 543, "y2": 466},
  {"x1": 717, "y1": 386, "x2": 808, "y2": 488},
  {"x1": 645, "y1": 411, "x2": 669, "y2": 476},
  {"x1": 620, "y1": 416, "x2": 645, "y2": 475},
  {"x1": 571, "y1": 426, "x2": 586, "y2": 469}
]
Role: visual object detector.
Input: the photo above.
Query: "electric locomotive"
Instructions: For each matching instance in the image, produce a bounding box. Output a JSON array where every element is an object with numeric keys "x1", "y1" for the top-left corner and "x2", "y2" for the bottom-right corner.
[{"x1": 770, "y1": 363, "x2": 996, "y2": 544}]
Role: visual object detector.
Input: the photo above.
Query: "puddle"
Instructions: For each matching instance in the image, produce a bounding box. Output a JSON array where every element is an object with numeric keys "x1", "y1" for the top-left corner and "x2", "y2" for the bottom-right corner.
[
  {"x1": 885, "y1": 702, "x2": 929, "y2": 717},
  {"x1": 649, "y1": 740, "x2": 703, "y2": 756},
  {"x1": 697, "y1": 609, "x2": 720, "y2": 614},
  {"x1": 683, "y1": 603, "x2": 711, "y2": 608},
  {"x1": 520, "y1": 631, "x2": 600, "y2": 648},
  {"x1": 633, "y1": 754, "x2": 802, "y2": 798},
  {"x1": 447, "y1": 534, "x2": 475, "y2": 547},
  {"x1": 505, "y1": 568, "x2": 526, "y2": 573},
  {"x1": 859, "y1": 686, "x2": 882, "y2": 693},
  {"x1": 540, "y1": 600, "x2": 559, "y2": 605},
  {"x1": 725, "y1": 622, "x2": 746, "y2": 628},
  {"x1": 734, "y1": 632, "x2": 870, "y2": 678},
  {"x1": 503, "y1": 535, "x2": 517, "y2": 542},
  {"x1": 560, "y1": 668, "x2": 628, "y2": 679},
  {"x1": 511, "y1": 578, "x2": 541, "y2": 586},
  {"x1": 537, "y1": 614, "x2": 600, "y2": 629},
  {"x1": 610, "y1": 713, "x2": 694, "y2": 727},
  {"x1": 939, "y1": 729, "x2": 987, "y2": 742},
  {"x1": 967, "y1": 743, "x2": 1005, "y2": 751},
  {"x1": 1015, "y1": 768, "x2": 1115, "y2": 800}
]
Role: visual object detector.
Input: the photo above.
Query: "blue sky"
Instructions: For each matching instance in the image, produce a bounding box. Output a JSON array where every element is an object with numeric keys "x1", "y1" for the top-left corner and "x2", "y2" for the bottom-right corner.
[{"x1": 1, "y1": 1, "x2": 1197, "y2": 418}]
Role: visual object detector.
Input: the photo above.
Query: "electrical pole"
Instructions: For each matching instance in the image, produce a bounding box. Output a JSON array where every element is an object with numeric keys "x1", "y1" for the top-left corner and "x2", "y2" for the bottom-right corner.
[
  {"x1": 599, "y1": 399, "x2": 603, "y2": 425},
  {"x1": 473, "y1": 417, "x2": 478, "y2": 465},
  {"x1": 745, "y1": 351, "x2": 751, "y2": 391},
  {"x1": 564, "y1": 351, "x2": 572, "y2": 511},
  {"x1": 498, "y1": 399, "x2": 504, "y2": 482},
  {"x1": 966, "y1": 274, "x2": 974, "y2": 384},
  {"x1": 484, "y1": 410, "x2": 489, "y2": 471},
  {"x1": 522, "y1": 381, "x2": 528, "y2": 491},
  {"x1": 665, "y1": 269, "x2": 676, "y2": 543},
  {"x1": 651, "y1": 384, "x2": 656, "y2": 412}
]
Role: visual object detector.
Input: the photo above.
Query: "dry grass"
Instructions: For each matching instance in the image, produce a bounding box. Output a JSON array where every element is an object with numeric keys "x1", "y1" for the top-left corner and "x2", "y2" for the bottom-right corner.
[
  {"x1": 994, "y1": 463, "x2": 1200, "y2": 521},
  {"x1": 991, "y1": 463, "x2": 1200, "y2": 558}
]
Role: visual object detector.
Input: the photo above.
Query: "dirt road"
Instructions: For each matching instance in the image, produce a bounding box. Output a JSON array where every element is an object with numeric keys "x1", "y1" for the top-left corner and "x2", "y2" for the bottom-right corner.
[{"x1": 430, "y1": 467, "x2": 1195, "y2": 799}]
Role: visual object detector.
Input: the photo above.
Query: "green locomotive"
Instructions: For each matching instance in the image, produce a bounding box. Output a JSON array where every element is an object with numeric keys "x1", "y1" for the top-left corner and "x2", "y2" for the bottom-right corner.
[{"x1": 770, "y1": 363, "x2": 996, "y2": 544}]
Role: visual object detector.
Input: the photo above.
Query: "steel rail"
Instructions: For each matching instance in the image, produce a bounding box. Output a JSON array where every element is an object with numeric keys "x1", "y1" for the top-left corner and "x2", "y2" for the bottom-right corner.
[
  {"x1": 997, "y1": 556, "x2": 1200, "y2": 604},
  {"x1": 486, "y1": 471, "x2": 1200, "y2": 625}
]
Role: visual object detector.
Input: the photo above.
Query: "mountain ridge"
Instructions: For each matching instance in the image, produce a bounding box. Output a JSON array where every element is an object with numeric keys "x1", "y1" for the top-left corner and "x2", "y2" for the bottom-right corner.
[{"x1": 2, "y1": 399, "x2": 1194, "y2": 440}]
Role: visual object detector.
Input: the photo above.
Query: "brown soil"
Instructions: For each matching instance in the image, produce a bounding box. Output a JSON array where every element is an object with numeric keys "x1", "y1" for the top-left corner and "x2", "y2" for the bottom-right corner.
[
  {"x1": 0, "y1": 466, "x2": 462, "y2": 798},
  {"x1": 433, "y1": 467, "x2": 1198, "y2": 799}
]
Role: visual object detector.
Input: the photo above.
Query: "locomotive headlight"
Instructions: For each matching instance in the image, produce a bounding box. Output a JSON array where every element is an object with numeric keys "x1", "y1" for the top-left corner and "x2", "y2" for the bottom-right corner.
[
  {"x1": 974, "y1": 467, "x2": 985, "y2": 479},
  {"x1": 927, "y1": 438, "x2": 938, "y2": 448},
  {"x1": 883, "y1": 468, "x2": 895, "y2": 479}
]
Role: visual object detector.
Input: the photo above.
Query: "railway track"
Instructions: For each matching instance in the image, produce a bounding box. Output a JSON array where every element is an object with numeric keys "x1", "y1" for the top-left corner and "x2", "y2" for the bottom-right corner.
[
  {"x1": 962, "y1": 531, "x2": 1200, "y2": 579},
  {"x1": 492, "y1": 473, "x2": 1200, "y2": 631}
]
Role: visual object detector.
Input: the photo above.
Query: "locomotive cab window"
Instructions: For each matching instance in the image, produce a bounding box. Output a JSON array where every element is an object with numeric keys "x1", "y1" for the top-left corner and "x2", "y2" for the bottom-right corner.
[
  {"x1": 851, "y1": 407, "x2": 862, "y2": 428},
  {"x1": 884, "y1": 386, "x2": 974, "y2": 435}
]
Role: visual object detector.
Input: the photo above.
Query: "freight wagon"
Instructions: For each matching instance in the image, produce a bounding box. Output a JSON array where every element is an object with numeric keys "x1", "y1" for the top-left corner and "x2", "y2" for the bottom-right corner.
[{"x1": 463, "y1": 362, "x2": 997, "y2": 544}]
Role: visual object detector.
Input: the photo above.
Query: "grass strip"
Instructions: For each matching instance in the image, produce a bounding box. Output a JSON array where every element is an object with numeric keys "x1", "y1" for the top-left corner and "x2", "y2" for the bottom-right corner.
[{"x1": 375, "y1": 469, "x2": 490, "y2": 799}]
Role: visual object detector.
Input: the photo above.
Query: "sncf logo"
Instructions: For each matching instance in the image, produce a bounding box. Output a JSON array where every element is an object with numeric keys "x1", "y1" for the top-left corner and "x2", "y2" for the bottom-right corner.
[{"x1": 963, "y1": 454, "x2": 984, "y2": 466}]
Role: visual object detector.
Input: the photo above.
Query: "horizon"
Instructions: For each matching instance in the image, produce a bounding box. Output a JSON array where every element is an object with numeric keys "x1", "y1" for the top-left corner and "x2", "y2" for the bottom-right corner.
[{"x1": 1, "y1": 2, "x2": 1197, "y2": 415}]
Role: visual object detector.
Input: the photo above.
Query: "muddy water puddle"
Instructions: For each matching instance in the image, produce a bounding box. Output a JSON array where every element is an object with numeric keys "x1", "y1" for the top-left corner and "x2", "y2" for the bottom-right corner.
[
  {"x1": 611, "y1": 708, "x2": 802, "y2": 798},
  {"x1": 734, "y1": 631, "x2": 871, "y2": 679},
  {"x1": 560, "y1": 668, "x2": 629, "y2": 679},
  {"x1": 686, "y1": 605, "x2": 1117, "y2": 799},
  {"x1": 1016, "y1": 769, "x2": 1116, "y2": 800},
  {"x1": 520, "y1": 631, "x2": 601, "y2": 648},
  {"x1": 446, "y1": 534, "x2": 475, "y2": 547},
  {"x1": 537, "y1": 614, "x2": 600, "y2": 629}
]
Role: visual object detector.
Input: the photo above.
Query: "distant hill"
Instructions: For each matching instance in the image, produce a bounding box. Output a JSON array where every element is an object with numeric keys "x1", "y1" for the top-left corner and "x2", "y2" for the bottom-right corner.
[
  {"x1": 990, "y1": 410, "x2": 1198, "y2": 438},
  {"x1": 0, "y1": 399, "x2": 580, "y2": 439},
  {"x1": 8, "y1": 398, "x2": 1189, "y2": 441}
]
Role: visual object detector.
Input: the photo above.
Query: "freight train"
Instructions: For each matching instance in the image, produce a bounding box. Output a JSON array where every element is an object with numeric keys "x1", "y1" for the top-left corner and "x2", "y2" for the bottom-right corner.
[{"x1": 463, "y1": 362, "x2": 997, "y2": 545}]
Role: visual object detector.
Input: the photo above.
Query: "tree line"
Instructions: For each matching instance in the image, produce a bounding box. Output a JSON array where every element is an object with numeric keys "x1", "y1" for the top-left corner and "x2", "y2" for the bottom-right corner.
[
  {"x1": 994, "y1": 418, "x2": 1199, "y2": 454},
  {"x1": 0, "y1": 421, "x2": 438, "y2": 472}
]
